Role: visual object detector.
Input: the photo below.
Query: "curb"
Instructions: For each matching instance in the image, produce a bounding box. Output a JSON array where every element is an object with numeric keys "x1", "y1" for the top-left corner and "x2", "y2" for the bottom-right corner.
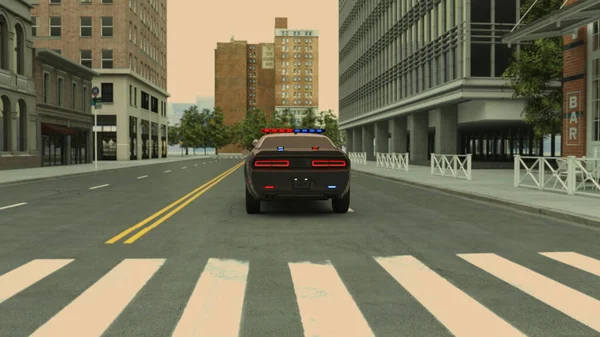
[
  {"x1": 0, "y1": 156, "x2": 217, "y2": 187},
  {"x1": 352, "y1": 169, "x2": 600, "y2": 229}
]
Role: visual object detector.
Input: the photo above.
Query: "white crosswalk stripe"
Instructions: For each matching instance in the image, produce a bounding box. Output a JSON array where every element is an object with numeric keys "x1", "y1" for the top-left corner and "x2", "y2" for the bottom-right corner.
[{"x1": 1, "y1": 252, "x2": 599, "y2": 336}]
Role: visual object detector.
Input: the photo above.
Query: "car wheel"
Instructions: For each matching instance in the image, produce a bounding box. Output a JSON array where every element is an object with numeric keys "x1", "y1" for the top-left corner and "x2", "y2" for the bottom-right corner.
[
  {"x1": 246, "y1": 186, "x2": 261, "y2": 214},
  {"x1": 332, "y1": 189, "x2": 350, "y2": 213}
]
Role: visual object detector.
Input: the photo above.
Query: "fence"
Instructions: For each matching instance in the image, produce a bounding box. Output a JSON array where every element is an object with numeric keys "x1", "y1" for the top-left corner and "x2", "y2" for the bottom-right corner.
[
  {"x1": 348, "y1": 152, "x2": 367, "y2": 165},
  {"x1": 430, "y1": 153, "x2": 472, "y2": 180},
  {"x1": 514, "y1": 155, "x2": 600, "y2": 197},
  {"x1": 376, "y1": 152, "x2": 409, "y2": 171}
]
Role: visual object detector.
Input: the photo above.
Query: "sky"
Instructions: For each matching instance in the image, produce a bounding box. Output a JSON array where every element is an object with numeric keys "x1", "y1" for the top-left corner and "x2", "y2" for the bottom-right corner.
[{"x1": 166, "y1": 0, "x2": 339, "y2": 113}]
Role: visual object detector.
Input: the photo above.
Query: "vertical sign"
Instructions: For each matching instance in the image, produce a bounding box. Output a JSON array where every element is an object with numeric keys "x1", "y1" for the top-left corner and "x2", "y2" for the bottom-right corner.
[
  {"x1": 565, "y1": 91, "x2": 581, "y2": 146},
  {"x1": 262, "y1": 44, "x2": 274, "y2": 69}
]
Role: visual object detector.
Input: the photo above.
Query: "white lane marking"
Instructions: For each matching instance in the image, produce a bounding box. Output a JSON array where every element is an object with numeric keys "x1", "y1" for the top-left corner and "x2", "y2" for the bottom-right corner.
[
  {"x1": 0, "y1": 259, "x2": 73, "y2": 304},
  {"x1": 137, "y1": 175, "x2": 148, "y2": 179},
  {"x1": 459, "y1": 253, "x2": 600, "y2": 333},
  {"x1": 375, "y1": 255, "x2": 525, "y2": 337},
  {"x1": 540, "y1": 252, "x2": 600, "y2": 277},
  {"x1": 348, "y1": 208, "x2": 354, "y2": 212},
  {"x1": 30, "y1": 259, "x2": 164, "y2": 337},
  {"x1": 194, "y1": 164, "x2": 198, "y2": 167},
  {"x1": 181, "y1": 166, "x2": 187, "y2": 169},
  {"x1": 289, "y1": 260, "x2": 375, "y2": 337},
  {"x1": 89, "y1": 184, "x2": 109, "y2": 190},
  {"x1": 172, "y1": 258, "x2": 249, "y2": 337},
  {"x1": 0, "y1": 202, "x2": 28, "y2": 211},
  {"x1": 164, "y1": 170, "x2": 172, "y2": 173}
]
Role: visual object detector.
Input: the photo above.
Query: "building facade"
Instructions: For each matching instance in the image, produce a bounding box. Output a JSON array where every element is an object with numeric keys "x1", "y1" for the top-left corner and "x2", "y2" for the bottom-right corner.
[
  {"x1": 30, "y1": 0, "x2": 169, "y2": 161},
  {"x1": 215, "y1": 17, "x2": 319, "y2": 153},
  {"x1": 273, "y1": 17, "x2": 319, "y2": 124},
  {"x1": 0, "y1": 0, "x2": 38, "y2": 170},
  {"x1": 34, "y1": 49, "x2": 97, "y2": 167},
  {"x1": 338, "y1": 0, "x2": 560, "y2": 165},
  {"x1": 504, "y1": 0, "x2": 600, "y2": 159}
]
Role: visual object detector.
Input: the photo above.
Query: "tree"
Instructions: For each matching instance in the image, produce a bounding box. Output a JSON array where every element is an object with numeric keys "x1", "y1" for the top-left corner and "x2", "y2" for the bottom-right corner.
[
  {"x1": 232, "y1": 108, "x2": 269, "y2": 150},
  {"x1": 300, "y1": 107, "x2": 318, "y2": 129},
  {"x1": 167, "y1": 122, "x2": 181, "y2": 146},
  {"x1": 270, "y1": 109, "x2": 298, "y2": 128},
  {"x1": 206, "y1": 107, "x2": 230, "y2": 155},
  {"x1": 179, "y1": 105, "x2": 204, "y2": 155},
  {"x1": 317, "y1": 110, "x2": 345, "y2": 147},
  {"x1": 502, "y1": 0, "x2": 564, "y2": 139}
]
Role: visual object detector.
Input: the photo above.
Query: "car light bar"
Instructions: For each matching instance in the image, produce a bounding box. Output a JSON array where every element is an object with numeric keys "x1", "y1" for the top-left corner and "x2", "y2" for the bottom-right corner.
[
  {"x1": 254, "y1": 159, "x2": 290, "y2": 167},
  {"x1": 261, "y1": 128, "x2": 326, "y2": 134},
  {"x1": 312, "y1": 146, "x2": 319, "y2": 151},
  {"x1": 311, "y1": 159, "x2": 347, "y2": 167}
]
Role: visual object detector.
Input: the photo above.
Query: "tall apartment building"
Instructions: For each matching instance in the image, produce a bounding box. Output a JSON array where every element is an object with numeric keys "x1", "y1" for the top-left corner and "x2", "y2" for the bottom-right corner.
[
  {"x1": 339, "y1": 0, "x2": 561, "y2": 165},
  {"x1": 30, "y1": 0, "x2": 170, "y2": 161},
  {"x1": 215, "y1": 17, "x2": 319, "y2": 153}
]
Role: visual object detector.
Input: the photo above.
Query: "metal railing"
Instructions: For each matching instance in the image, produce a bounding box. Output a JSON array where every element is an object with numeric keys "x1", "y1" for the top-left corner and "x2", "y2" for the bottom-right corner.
[
  {"x1": 348, "y1": 152, "x2": 367, "y2": 165},
  {"x1": 376, "y1": 152, "x2": 409, "y2": 171},
  {"x1": 430, "y1": 153, "x2": 472, "y2": 180},
  {"x1": 514, "y1": 155, "x2": 600, "y2": 197}
]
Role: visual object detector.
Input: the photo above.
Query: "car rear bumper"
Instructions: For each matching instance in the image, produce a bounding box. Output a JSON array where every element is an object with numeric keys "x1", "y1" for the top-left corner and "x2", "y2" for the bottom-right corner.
[{"x1": 247, "y1": 169, "x2": 350, "y2": 200}]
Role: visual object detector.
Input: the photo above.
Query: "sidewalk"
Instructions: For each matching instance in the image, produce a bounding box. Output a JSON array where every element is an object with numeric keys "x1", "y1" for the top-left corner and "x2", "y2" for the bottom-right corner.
[
  {"x1": 352, "y1": 161, "x2": 600, "y2": 228},
  {"x1": 0, "y1": 153, "x2": 217, "y2": 185}
]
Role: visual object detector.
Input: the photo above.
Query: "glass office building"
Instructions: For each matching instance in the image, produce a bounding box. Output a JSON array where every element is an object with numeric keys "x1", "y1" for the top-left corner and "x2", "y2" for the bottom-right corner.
[{"x1": 339, "y1": 0, "x2": 561, "y2": 164}]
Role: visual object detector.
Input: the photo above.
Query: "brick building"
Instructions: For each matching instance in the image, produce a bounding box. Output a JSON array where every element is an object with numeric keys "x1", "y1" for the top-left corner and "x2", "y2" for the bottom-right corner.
[
  {"x1": 215, "y1": 17, "x2": 319, "y2": 154},
  {"x1": 34, "y1": 49, "x2": 97, "y2": 167},
  {"x1": 503, "y1": 0, "x2": 600, "y2": 158},
  {"x1": 0, "y1": 0, "x2": 38, "y2": 170},
  {"x1": 30, "y1": 0, "x2": 170, "y2": 161}
]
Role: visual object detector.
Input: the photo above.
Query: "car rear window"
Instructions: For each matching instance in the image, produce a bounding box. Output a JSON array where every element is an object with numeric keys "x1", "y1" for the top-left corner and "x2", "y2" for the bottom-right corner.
[{"x1": 260, "y1": 136, "x2": 336, "y2": 149}]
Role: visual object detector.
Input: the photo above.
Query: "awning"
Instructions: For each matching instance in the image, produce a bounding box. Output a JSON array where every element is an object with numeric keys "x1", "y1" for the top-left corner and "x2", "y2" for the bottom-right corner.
[
  {"x1": 41, "y1": 123, "x2": 79, "y2": 136},
  {"x1": 502, "y1": 0, "x2": 600, "y2": 44}
]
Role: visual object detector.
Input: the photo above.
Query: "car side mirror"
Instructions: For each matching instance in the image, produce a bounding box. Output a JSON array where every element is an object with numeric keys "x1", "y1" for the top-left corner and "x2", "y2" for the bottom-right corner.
[{"x1": 252, "y1": 139, "x2": 258, "y2": 147}]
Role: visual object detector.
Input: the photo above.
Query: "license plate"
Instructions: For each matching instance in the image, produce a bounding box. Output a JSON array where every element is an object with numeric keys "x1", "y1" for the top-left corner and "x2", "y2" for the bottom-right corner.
[{"x1": 293, "y1": 178, "x2": 310, "y2": 189}]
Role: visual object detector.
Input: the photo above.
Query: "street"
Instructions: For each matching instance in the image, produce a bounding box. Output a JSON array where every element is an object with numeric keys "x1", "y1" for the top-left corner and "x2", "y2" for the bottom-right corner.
[{"x1": 1, "y1": 157, "x2": 600, "y2": 337}]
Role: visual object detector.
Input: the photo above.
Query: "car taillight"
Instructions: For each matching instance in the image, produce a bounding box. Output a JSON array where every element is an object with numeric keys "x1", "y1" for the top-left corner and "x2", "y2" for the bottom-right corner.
[
  {"x1": 254, "y1": 159, "x2": 290, "y2": 167},
  {"x1": 311, "y1": 159, "x2": 347, "y2": 167}
]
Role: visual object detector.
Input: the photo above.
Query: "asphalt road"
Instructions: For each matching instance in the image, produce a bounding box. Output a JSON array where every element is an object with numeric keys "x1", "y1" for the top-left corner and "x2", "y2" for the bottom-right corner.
[{"x1": 1, "y1": 157, "x2": 600, "y2": 337}]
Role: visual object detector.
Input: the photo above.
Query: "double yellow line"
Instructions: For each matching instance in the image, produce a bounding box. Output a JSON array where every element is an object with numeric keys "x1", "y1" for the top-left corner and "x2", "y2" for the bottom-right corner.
[{"x1": 105, "y1": 161, "x2": 245, "y2": 244}]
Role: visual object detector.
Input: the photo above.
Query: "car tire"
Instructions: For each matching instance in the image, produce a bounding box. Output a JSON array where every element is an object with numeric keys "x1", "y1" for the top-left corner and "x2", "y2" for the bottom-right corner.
[
  {"x1": 332, "y1": 189, "x2": 350, "y2": 213},
  {"x1": 246, "y1": 186, "x2": 261, "y2": 214}
]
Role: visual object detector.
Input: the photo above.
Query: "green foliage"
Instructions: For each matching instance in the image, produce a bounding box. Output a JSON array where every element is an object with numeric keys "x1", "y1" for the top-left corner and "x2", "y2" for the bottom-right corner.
[
  {"x1": 502, "y1": 0, "x2": 564, "y2": 138},
  {"x1": 231, "y1": 108, "x2": 269, "y2": 150},
  {"x1": 270, "y1": 108, "x2": 298, "y2": 128},
  {"x1": 317, "y1": 110, "x2": 345, "y2": 147},
  {"x1": 206, "y1": 107, "x2": 230, "y2": 153},
  {"x1": 167, "y1": 123, "x2": 181, "y2": 146},
  {"x1": 179, "y1": 105, "x2": 203, "y2": 148},
  {"x1": 300, "y1": 108, "x2": 318, "y2": 129}
]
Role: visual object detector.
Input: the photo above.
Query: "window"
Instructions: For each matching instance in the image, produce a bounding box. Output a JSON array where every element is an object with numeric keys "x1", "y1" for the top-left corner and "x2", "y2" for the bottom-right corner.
[
  {"x1": 32, "y1": 17, "x2": 39, "y2": 36},
  {"x1": 129, "y1": 21, "x2": 132, "y2": 40},
  {"x1": 470, "y1": 43, "x2": 491, "y2": 77},
  {"x1": 101, "y1": 83, "x2": 113, "y2": 103},
  {"x1": 80, "y1": 17, "x2": 92, "y2": 37},
  {"x1": 101, "y1": 17, "x2": 113, "y2": 37},
  {"x1": 80, "y1": 0, "x2": 91, "y2": 3},
  {"x1": 129, "y1": 53, "x2": 133, "y2": 69},
  {"x1": 471, "y1": 0, "x2": 491, "y2": 22},
  {"x1": 80, "y1": 50, "x2": 92, "y2": 68},
  {"x1": 141, "y1": 91, "x2": 149, "y2": 110},
  {"x1": 43, "y1": 73, "x2": 50, "y2": 103},
  {"x1": 134, "y1": 87, "x2": 137, "y2": 107},
  {"x1": 102, "y1": 0, "x2": 113, "y2": 3},
  {"x1": 129, "y1": 85, "x2": 133, "y2": 106},
  {"x1": 72, "y1": 82, "x2": 77, "y2": 109},
  {"x1": 57, "y1": 77, "x2": 64, "y2": 106},
  {"x1": 101, "y1": 49, "x2": 113, "y2": 69},
  {"x1": 50, "y1": 0, "x2": 61, "y2": 3},
  {"x1": 134, "y1": 26, "x2": 137, "y2": 44},
  {"x1": 494, "y1": 44, "x2": 514, "y2": 77},
  {"x1": 151, "y1": 97, "x2": 158, "y2": 113},
  {"x1": 49, "y1": 16, "x2": 61, "y2": 37},
  {"x1": 82, "y1": 86, "x2": 88, "y2": 112}
]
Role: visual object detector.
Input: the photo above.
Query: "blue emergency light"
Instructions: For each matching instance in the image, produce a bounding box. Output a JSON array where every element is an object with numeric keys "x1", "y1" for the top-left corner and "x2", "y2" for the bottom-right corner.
[
  {"x1": 277, "y1": 146, "x2": 284, "y2": 151},
  {"x1": 293, "y1": 129, "x2": 325, "y2": 134},
  {"x1": 327, "y1": 185, "x2": 337, "y2": 189}
]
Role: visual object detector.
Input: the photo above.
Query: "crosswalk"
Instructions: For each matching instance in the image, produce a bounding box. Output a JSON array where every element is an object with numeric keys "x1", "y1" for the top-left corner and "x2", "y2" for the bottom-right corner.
[
  {"x1": 1, "y1": 251, "x2": 599, "y2": 336},
  {"x1": 218, "y1": 155, "x2": 246, "y2": 159}
]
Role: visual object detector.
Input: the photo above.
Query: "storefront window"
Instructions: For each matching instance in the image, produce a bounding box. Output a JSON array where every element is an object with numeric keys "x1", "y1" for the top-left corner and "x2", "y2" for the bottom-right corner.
[{"x1": 593, "y1": 58, "x2": 600, "y2": 141}]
